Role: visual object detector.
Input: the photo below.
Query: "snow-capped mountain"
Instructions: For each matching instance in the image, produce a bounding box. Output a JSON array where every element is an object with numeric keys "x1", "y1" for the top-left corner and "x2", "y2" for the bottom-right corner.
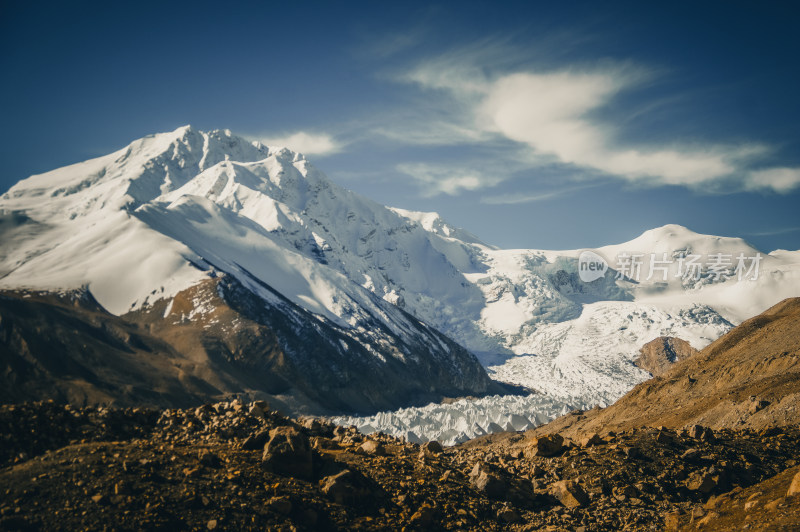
[
  {"x1": 2, "y1": 126, "x2": 800, "y2": 436},
  {"x1": 0, "y1": 126, "x2": 494, "y2": 413}
]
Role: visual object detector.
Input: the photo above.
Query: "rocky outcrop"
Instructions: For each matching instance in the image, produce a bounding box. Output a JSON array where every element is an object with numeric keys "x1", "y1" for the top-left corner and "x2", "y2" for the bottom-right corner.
[
  {"x1": 531, "y1": 297, "x2": 800, "y2": 437},
  {"x1": 0, "y1": 276, "x2": 498, "y2": 415},
  {"x1": 635, "y1": 336, "x2": 699, "y2": 376}
]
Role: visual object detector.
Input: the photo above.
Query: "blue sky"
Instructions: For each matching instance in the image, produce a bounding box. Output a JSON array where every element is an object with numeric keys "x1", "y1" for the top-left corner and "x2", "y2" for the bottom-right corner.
[{"x1": 2, "y1": 0, "x2": 799, "y2": 251}]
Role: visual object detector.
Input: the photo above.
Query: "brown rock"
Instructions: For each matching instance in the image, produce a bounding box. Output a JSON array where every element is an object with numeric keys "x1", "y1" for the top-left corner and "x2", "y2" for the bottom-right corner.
[
  {"x1": 240, "y1": 429, "x2": 270, "y2": 450},
  {"x1": 320, "y1": 469, "x2": 371, "y2": 506},
  {"x1": 749, "y1": 397, "x2": 770, "y2": 414},
  {"x1": 357, "y1": 440, "x2": 386, "y2": 456},
  {"x1": 664, "y1": 511, "x2": 681, "y2": 531},
  {"x1": 766, "y1": 497, "x2": 785, "y2": 510},
  {"x1": 409, "y1": 504, "x2": 435, "y2": 527},
  {"x1": 635, "y1": 336, "x2": 698, "y2": 376},
  {"x1": 580, "y1": 433, "x2": 603, "y2": 447},
  {"x1": 787, "y1": 471, "x2": 800, "y2": 497},
  {"x1": 550, "y1": 480, "x2": 589, "y2": 508},
  {"x1": 527, "y1": 434, "x2": 564, "y2": 457},
  {"x1": 696, "y1": 511, "x2": 719, "y2": 528},
  {"x1": 262, "y1": 426, "x2": 313, "y2": 479},
  {"x1": 198, "y1": 449, "x2": 221, "y2": 467},
  {"x1": 266, "y1": 496, "x2": 292, "y2": 515},
  {"x1": 686, "y1": 472, "x2": 716, "y2": 494},
  {"x1": 497, "y1": 506, "x2": 522, "y2": 523},
  {"x1": 469, "y1": 463, "x2": 507, "y2": 499},
  {"x1": 422, "y1": 440, "x2": 444, "y2": 454}
]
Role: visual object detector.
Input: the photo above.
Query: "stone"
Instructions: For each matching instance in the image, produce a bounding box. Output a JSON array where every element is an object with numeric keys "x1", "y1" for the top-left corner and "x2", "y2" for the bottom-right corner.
[
  {"x1": 469, "y1": 463, "x2": 507, "y2": 499},
  {"x1": 320, "y1": 469, "x2": 371, "y2": 506},
  {"x1": 357, "y1": 440, "x2": 386, "y2": 456},
  {"x1": 409, "y1": 504, "x2": 435, "y2": 526},
  {"x1": 262, "y1": 426, "x2": 313, "y2": 479},
  {"x1": 744, "y1": 499, "x2": 759, "y2": 511},
  {"x1": 267, "y1": 496, "x2": 292, "y2": 515},
  {"x1": 655, "y1": 430, "x2": 675, "y2": 444},
  {"x1": 422, "y1": 440, "x2": 444, "y2": 454},
  {"x1": 765, "y1": 497, "x2": 785, "y2": 510},
  {"x1": 624, "y1": 446, "x2": 642, "y2": 460},
  {"x1": 689, "y1": 425, "x2": 706, "y2": 439},
  {"x1": 550, "y1": 480, "x2": 590, "y2": 508},
  {"x1": 580, "y1": 433, "x2": 603, "y2": 447},
  {"x1": 497, "y1": 506, "x2": 523, "y2": 523},
  {"x1": 240, "y1": 429, "x2": 270, "y2": 451},
  {"x1": 696, "y1": 511, "x2": 719, "y2": 528},
  {"x1": 198, "y1": 449, "x2": 221, "y2": 467},
  {"x1": 527, "y1": 434, "x2": 564, "y2": 457},
  {"x1": 664, "y1": 511, "x2": 681, "y2": 531},
  {"x1": 749, "y1": 398, "x2": 770, "y2": 414},
  {"x1": 206, "y1": 519, "x2": 218, "y2": 530},
  {"x1": 248, "y1": 403, "x2": 266, "y2": 419},
  {"x1": 787, "y1": 471, "x2": 800, "y2": 497},
  {"x1": 686, "y1": 472, "x2": 716, "y2": 494}
]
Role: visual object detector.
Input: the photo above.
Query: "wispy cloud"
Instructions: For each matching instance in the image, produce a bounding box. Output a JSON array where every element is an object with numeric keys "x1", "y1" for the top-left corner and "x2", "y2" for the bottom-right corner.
[
  {"x1": 253, "y1": 131, "x2": 343, "y2": 156},
  {"x1": 481, "y1": 183, "x2": 602, "y2": 205},
  {"x1": 382, "y1": 42, "x2": 800, "y2": 195},
  {"x1": 396, "y1": 162, "x2": 503, "y2": 196},
  {"x1": 743, "y1": 226, "x2": 800, "y2": 237},
  {"x1": 745, "y1": 168, "x2": 800, "y2": 193}
]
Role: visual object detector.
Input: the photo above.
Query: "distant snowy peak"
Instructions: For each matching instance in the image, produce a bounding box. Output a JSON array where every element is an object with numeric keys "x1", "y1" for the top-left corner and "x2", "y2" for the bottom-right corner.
[
  {"x1": 599, "y1": 223, "x2": 762, "y2": 259},
  {"x1": 389, "y1": 207, "x2": 491, "y2": 248}
]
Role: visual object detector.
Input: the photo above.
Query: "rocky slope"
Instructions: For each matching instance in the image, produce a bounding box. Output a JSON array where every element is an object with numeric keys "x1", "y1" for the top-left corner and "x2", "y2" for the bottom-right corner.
[
  {"x1": 3, "y1": 300, "x2": 800, "y2": 530},
  {"x1": 635, "y1": 336, "x2": 699, "y2": 376},
  {"x1": 1, "y1": 400, "x2": 799, "y2": 531},
  {"x1": 532, "y1": 297, "x2": 800, "y2": 439},
  {"x1": 0, "y1": 276, "x2": 495, "y2": 414}
]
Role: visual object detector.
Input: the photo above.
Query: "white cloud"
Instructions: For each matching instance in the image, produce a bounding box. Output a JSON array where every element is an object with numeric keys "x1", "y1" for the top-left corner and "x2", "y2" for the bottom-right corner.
[
  {"x1": 481, "y1": 183, "x2": 602, "y2": 205},
  {"x1": 396, "y1": 163, "x2": 502, "y2": 196},
  {"x1": 390, "y1": 46, "x2": 796, "y2": 194},
  {"x1": 256, "y1": 131, "x2": 342, "y2": 156},
  {"x1": 745, "y1": 167, "x2": 800, "y2": 193}
]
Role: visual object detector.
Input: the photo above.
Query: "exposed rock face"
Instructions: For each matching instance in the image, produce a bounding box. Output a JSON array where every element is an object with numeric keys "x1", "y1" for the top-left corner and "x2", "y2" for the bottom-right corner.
[
  {"x1": 0, "y1": 277, "x2": 497, "y2": 415},
  {"x1": 531, "y1": 297, "x2": 800, "y2": 437},
  {"x1": 635, "y1": 336, "x2": 699, "y2": 376}
]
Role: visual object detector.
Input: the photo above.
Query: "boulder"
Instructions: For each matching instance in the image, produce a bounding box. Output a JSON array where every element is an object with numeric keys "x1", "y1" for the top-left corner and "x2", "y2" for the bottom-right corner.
[
  {"x1": 526, "y1": 434, "x2": 564, "y2": 457},
  {"x1": 580, "y1": 433, "x2": 603, "y2": 447},
  {"x1": 469, "y1": 462, "x2": 507, "y2": 499},
  {"x1": 686, "y1": 472, "x2": 717, "y2": 494},
  {"x1": 550, "y1": 480, "x2": 590, "y2": 508},
  {"x1": 240, "y1": 429, "x2": 270, "y2": 450},
  {"x1": 357, "y1": 440, "x2": 386, "y2": 456},
  {"x1": 787, "y1": 471, "x2": 800, "y2": 497},
  {"x1": 262, "y1": 426, "x2": 313, "y2": 479},
  {"x1": 422, "y1": 440, "x2": 444, "y2": 454},
  {"x1": 320, "y1": 469, "x2": 372, "y2": 506}
]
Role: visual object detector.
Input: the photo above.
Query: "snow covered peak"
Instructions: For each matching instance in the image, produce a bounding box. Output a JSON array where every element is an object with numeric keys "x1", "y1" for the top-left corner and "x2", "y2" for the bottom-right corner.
[{"x1": 599, "y1": 223, "x2": 762, "y2": 259}]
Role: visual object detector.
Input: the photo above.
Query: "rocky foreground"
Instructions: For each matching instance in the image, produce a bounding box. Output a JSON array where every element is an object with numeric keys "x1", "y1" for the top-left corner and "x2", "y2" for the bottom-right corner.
[{"x1": 1, "y1": 399, "x2": 799, "y2": 531}]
